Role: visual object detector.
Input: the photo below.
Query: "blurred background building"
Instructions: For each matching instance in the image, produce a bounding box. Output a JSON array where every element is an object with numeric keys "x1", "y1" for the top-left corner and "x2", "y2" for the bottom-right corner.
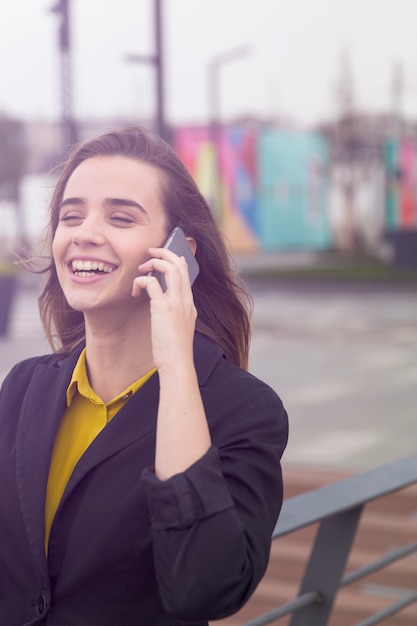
[{"x1": 1, "y1": 0, "x2": 417, "y2": 266}]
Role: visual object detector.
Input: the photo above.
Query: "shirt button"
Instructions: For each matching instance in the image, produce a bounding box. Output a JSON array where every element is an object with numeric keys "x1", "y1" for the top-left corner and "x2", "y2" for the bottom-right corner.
[{"x1": 36, "y1": 594, "x2": 47, "y2": 616}]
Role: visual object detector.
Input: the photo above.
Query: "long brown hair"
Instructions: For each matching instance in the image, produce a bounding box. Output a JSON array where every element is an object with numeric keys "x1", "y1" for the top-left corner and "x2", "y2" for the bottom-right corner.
[{"x1": 39, "y1": 126, "x2": 252, "y2": 369}]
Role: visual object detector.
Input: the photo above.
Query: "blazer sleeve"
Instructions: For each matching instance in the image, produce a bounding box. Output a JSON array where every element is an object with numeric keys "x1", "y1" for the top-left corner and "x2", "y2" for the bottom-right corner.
[{"x1": 142, "y1": 365, "x2": 288, "y2": 623}]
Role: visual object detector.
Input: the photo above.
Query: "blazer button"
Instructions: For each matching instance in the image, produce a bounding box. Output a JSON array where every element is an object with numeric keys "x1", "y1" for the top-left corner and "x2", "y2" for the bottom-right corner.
[{"x1": 36, "y1": 594, "x2": 47, "y2": 616}]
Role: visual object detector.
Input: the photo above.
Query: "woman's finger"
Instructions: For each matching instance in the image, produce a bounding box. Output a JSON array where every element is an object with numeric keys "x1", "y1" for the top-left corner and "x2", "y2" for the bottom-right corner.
[
  {"x1": 131, "y1": 274, "x2": 163, "y2": 298},
  {"x1": 139, "y1": 249, "x2": 192, "y2": 294}
]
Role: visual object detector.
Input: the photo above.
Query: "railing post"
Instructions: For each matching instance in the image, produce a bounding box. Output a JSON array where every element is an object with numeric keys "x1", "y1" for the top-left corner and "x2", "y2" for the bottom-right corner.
[{"x1": 290, "y1": 505, "x2": 363, "y2": 626}]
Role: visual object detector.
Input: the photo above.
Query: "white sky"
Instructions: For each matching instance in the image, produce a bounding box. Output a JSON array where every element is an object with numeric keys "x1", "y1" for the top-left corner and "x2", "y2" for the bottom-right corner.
[{"x1": 1, "y1": 0, "x2": 417, "y2": 128}]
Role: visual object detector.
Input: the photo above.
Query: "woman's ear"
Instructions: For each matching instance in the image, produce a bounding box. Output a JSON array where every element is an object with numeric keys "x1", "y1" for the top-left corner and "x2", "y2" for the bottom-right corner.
[{"x1": 186, "y1": 237, "x2": 197, "y2": 256}]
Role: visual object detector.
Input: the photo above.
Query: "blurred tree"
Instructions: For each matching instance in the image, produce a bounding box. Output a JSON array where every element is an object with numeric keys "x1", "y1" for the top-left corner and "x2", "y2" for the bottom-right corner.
[
  {"x1": 333, "y1": 50, "x2": 358, "y2": 251},
  {"x1": 0, "y1": 115, "x2": 29, "y2": 254}
]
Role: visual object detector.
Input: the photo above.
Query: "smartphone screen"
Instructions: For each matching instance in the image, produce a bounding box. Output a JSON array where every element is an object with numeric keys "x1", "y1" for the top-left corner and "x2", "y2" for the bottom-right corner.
[{"x1": 148, "y1": 227, "x2": 199, "y2": 292}]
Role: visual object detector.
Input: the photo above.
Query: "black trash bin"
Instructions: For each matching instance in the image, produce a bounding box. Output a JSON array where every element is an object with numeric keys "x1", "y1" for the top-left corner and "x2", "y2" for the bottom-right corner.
[{"x1": 389, "y1": 229, "x2": 417, "y2": 268}]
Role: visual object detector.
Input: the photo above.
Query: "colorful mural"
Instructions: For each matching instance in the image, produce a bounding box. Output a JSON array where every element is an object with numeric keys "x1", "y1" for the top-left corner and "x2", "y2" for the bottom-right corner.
[
  {"x1": 385, "y1": 138, "x2": 417, "y2": 231},
  {"x1": 174, "y1": 126, "x2": 331, "y2": 252},
  {"x1": 174, "y1": 125, "x2": 259, "y2": 252}
]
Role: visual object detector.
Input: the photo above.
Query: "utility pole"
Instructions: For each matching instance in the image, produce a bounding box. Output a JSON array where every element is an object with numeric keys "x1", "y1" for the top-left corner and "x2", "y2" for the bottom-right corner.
[
  {"x1": 50, "y1": 0, "x2": 78, "y2": 152},
  {"x1": 126, "y1": 0, "x2": 168, "y2": 142}
]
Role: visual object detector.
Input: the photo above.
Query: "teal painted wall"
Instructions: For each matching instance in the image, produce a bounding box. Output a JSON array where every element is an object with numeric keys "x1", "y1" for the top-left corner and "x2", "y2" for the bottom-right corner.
[{"x1": 258, "y1": 130, "x2": 331, "y2": 249}]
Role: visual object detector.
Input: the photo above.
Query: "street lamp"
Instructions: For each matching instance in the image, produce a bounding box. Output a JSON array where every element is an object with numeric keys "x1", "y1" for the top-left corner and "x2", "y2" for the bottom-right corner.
[
  {"x1": 208, "y1": 45, "x2": 252, "y2": 214},
  {"x1": 208, "y1": 45, "x2": 252, "y2": 129}
]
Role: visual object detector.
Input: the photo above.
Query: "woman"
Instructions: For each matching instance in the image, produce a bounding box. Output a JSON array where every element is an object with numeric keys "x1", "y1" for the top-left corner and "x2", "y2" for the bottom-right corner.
[{"x1": 0, "y1": 126, "x2": 288, "y2": 626}]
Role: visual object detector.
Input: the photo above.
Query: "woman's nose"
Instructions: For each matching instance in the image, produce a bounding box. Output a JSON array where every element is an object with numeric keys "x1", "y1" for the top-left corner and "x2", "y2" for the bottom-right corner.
[{"x1": 71, "y1": 216, "x2": 106, "y2": 246}]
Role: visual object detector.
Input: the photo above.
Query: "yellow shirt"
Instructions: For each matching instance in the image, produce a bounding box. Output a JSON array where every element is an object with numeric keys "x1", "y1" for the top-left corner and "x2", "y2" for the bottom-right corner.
[{"x1": 44, "y1": 348, "x2": 155, "y2": 552}]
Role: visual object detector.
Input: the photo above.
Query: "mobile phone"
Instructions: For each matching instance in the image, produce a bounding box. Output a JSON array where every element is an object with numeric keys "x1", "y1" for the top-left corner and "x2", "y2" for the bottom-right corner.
[{"x1": 148, "y1": 226, "x2": 199, "y2": 292}]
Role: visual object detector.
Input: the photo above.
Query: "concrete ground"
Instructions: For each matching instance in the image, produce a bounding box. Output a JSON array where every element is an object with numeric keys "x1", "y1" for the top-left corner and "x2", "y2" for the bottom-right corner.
[{"x1": 246, "y1": 278, "x2": 417, "y2": 472}]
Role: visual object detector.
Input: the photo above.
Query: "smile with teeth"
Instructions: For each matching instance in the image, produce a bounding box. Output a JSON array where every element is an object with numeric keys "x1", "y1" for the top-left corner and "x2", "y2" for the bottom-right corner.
[{"x1": 71, "y1": 260, "x2": 116, "y2": 276}]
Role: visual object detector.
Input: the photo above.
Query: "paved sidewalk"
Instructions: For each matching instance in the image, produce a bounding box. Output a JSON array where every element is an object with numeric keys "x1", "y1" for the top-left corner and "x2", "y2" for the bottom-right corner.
[{"x1": 248, "y1": 280, "x2": 417, "y2": 471}]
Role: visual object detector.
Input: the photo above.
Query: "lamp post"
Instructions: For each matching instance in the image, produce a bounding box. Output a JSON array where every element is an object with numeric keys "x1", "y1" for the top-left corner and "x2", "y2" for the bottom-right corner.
[
  {"x1": 50, "y1": 0, "x2": 78, "y2": 152},
  {"x1": 126, "y1": 0, "x2": 168, "y2": 142},
  {"x1": 208, "y1": 46, "x2": 252, "y2": 215}
]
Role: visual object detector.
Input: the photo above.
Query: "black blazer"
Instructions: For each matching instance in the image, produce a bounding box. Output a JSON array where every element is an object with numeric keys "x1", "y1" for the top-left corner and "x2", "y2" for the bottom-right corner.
[{"x1": 0, "y1": 333, "x2": 288, "y2": 626}]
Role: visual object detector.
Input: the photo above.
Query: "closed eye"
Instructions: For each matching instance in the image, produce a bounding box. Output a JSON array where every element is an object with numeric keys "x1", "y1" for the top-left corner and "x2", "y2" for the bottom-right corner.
[
  {"x1": 60, "y1": 213, "x2": 83, "y2": 224},
  {"x1": 110, "y1": 213, "x2": 137, "y2": 225}
]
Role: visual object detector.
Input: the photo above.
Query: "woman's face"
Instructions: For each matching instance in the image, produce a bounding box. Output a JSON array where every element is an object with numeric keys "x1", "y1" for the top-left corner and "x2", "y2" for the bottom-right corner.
[{"x1": 52, "y1": 155, "x2": 168, "y2": 317}]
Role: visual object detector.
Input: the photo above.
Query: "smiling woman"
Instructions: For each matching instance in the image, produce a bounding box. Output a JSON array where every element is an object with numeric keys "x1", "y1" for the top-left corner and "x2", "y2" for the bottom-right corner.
[
  {"x1": 50, "y1": 155, "x2": 167, "y2": 331},
  {"x1": 0, "y1": 126, "x2": 288, "y2": 626}
]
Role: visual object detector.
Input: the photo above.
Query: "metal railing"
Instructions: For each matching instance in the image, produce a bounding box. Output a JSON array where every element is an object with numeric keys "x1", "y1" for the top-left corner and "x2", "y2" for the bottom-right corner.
[{"x1": 243, "y1": 454, "x2": 417, "y2": 626}]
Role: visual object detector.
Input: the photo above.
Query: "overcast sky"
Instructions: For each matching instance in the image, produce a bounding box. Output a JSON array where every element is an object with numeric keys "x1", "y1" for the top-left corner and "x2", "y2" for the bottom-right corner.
[{"x1": 1, "y1": 0, "x2": 417, "y2": 128}]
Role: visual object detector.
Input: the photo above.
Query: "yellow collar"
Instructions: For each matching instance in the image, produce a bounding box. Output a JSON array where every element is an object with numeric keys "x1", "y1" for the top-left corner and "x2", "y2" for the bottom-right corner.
[{"x1": 66, "y1": 348, "x2": 156, "y2": 407}]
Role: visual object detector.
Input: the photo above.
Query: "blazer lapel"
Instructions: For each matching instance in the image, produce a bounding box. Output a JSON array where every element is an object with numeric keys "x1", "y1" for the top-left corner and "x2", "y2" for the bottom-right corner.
[
  {"x1": 15, "y1": 351, "x2": 79, "y2": 573},
  {"x1": 193, "y1": 332, "x2": 224, "y2": 385},
  {"x1": 58, "y1": 370, "x2": 161, "y2": 510}
]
